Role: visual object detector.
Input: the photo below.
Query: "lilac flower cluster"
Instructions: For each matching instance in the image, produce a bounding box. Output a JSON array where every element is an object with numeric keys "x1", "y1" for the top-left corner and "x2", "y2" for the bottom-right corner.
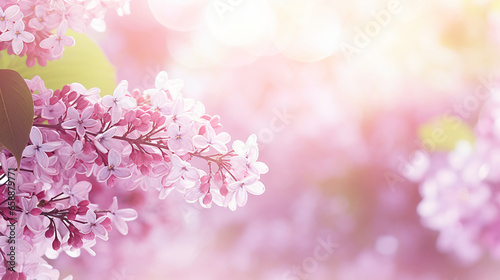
[
  {"x1": 412, "y1": 90, "x2": 500, "y2": 264},
  {"x1": 0, "y1": 0, "x2": 131, "y2": 66},
  {"x1": 0, "y1": 71, "x2": 267, "y2": 279}
]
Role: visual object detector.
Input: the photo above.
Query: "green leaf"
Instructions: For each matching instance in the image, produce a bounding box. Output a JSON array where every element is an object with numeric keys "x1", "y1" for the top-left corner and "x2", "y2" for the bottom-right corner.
[
  {"x1": 0, "y1": 69, "x2": 34, "y2": 167},
  {"x1": 0, "y1": 31, "x2": 116, "y2": 96}
]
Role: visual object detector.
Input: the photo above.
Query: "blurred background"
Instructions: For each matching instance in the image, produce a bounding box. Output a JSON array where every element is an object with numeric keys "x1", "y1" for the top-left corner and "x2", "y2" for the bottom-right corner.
[{"x1": 52, "y1": 0, "x2": 500, "y2": 279}]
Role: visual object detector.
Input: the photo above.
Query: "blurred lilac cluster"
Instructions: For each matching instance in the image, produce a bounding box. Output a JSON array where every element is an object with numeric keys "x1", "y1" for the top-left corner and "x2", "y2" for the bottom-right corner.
[
  {"x1": 0, "y1": 0, "x2": 130, "y2": 65},
  {"x1": 414, "y1": 87, "x2": 500, "y2": 265}
]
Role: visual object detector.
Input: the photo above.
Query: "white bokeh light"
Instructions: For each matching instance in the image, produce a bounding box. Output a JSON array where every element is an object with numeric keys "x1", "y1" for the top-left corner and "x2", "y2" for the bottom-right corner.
[
  {"x1": 205, "y1": 0, "x2": 276, "y2": 47},
  {"x1": 273, "y1": 1, "x2": 342, "y2": 62},
  {"x1": 148, "y1": 0, "x2": 210, "y2": 31}
]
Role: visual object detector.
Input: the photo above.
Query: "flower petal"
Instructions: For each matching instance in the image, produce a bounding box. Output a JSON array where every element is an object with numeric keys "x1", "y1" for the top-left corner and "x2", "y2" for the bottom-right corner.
[
  {"x1": 107, "y1": 149, "x2": 122, "y2": 167},
  {"x1": 236, "y1": 188, "x2": 248, "y2": 207},
  {"x1": 81, "y1": 106, "x2": 94, "y2": 120},
  {"x1": 22, "y1": 145, "x2": 36, "y2": 157},
  {"x1": 20, "y1": 31, "x2": 34, "y2": 43},
  {"x1": 61, "y1": 119, "x2": 78, "y2": 129},
  {"x1": 72, "y1": 181, "x2": 92, "y2": 197},
  {"x1": 112, "y1": 167, "x2": 131, "y2": 179},
  {"x1": 41, "y1": 141, "x2": 61, "y2": 152},
  {"x1": 35, "y1": 150, "x2": 49, "y2": 168},
  {"x1": 101, "y1": 95, "x2": 114, "y2": 107},
  {"x1": 30, "y1": 126, "x2": 43, "y2": 146},
  {"x1": 97, "y1": 167, "x2": 112, "y2": 182},
  {"x1": 115, "y1": 209, "x2": 137, "y2": 221},
  {"x1": 113, "y1": 80, "x2": 128, "y2": 100},
  {"x1": 67, "y1": 107, "x2": 80, "y2": 120},
  {"x1": 112, "y1": 216, "x2": 128, "y2": 235},
  {"x1": 246, "y1": 181, "x2": 265, "y2": 196}
]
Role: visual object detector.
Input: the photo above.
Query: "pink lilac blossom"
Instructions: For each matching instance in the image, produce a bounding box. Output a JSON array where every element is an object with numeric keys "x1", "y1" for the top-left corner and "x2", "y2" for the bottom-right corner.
[
  {"x1": 412, "y1": 89, "x2": 500, "y2": 264},
  {"x1": 0, "y1": 71, "x2": 267, "y2": 279},
  {"x1": 39, "y1": 20, "x2": 74, "y2": 57},
  {"x1": 0, "y1": 0, "x2": 131, "y2": 66}
]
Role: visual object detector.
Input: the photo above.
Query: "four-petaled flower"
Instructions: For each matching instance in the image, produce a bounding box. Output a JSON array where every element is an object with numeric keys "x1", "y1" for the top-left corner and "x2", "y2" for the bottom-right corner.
[
  {"x1": 0, "y1": 5, "x2": 21, "y2": 32},
  {"x1": 40, "y1": 20, "x2": 75, "y2": 57},
  {"x1": 226, "y1": 175, "x2": 265, "y2": 210},
  {"x1": 144, "y1": 71, "x2": 184, "y2": 101},
  {"x1": 18, "y1": 197, "x2": 44, "y2": 232},
  {"x1": 23, "y1": 126, "x2": 61, "y2": 169},
  {"x1": 0, "y1": 19, "x2": 35, "y2": 55},
  {"x1": 159, "y1": 154, "x2": 200, "y2": 199},
  {"x1": 81, "y1": 210, "x2": 108, "y2": 240},
  {"x1": 165, "y1": 154, "x2": 200, "y2": 183},
  {"x1": 94, "y1": 127, "x2": 120, "y2": 153},
  {"x1": 231, "y1": 134, "x2": 269, "y2": 177},
  {"x1": 97, "y1": 150, "x2": 132, "y2": 182},
  {"x1": 168, "y1": 98, "x2": 193, "y2": 126},
  {"x1": 61, "y1": 106, "x2": 98, "y2": 137},
  {"x1": 102, "y1": 80, "x2": 137, "y2": 123},
  {"x1": 167, "y1": 123, "x2": 194, "y2": 155},
  {"x1": 29, "y1": 5, "x2": 59, "y2": 31},
  {"x1": 108, "y1": 196, "x2": 138, "y2": 235},
  {"x1": 62, "y1": 179, "x2": 92, "y2": 205},
  {"x1": 193, "y1": 124, "x2": 231, "y2": 153}
]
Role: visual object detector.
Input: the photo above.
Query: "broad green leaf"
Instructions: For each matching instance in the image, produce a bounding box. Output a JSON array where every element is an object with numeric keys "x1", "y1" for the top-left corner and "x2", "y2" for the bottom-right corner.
[
  {"x1": 0, "y1": 69, "x2": 34, "y2": 167},
  {"x1": 418, "y1": 116, "x2": 475, "y2": 152},
  {"x1": 0, "y1": 31, "x2": 116, "y2": 96}
]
